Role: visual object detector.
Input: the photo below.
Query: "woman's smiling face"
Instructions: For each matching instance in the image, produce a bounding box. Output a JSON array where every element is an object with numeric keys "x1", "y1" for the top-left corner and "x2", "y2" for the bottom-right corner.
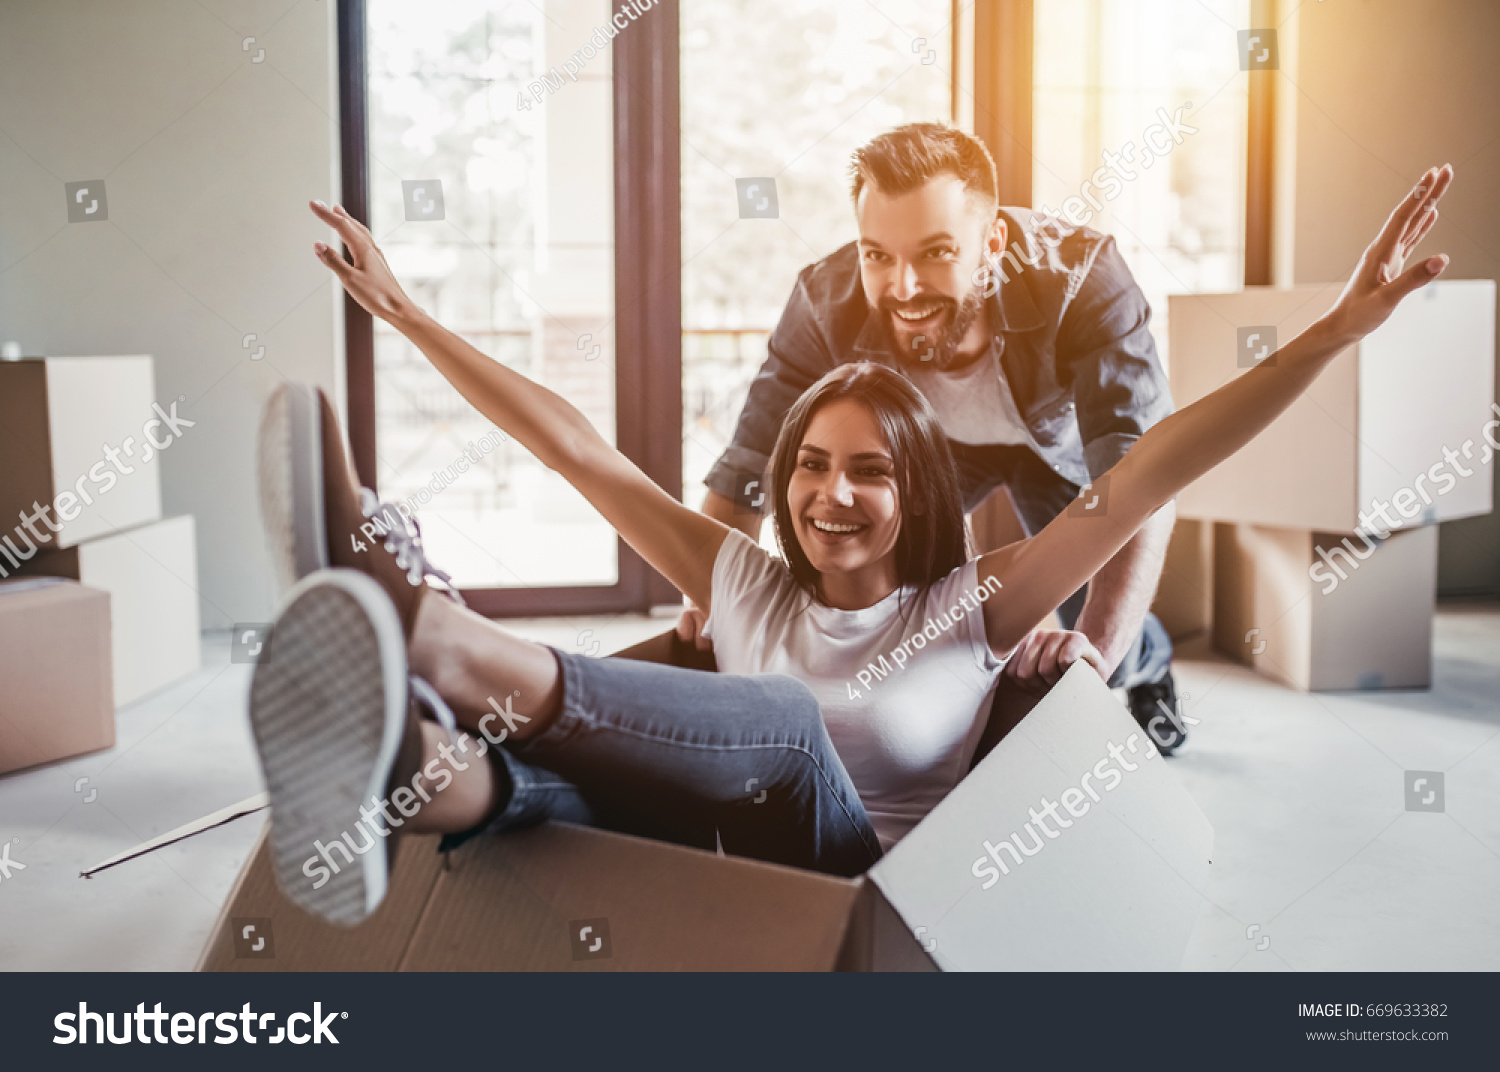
[{"x1": 786, "y1": 398, "x2": 905, "y2": 585}]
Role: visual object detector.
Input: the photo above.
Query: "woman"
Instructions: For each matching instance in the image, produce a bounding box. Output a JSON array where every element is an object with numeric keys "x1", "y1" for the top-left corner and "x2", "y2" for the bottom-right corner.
[{"x1": 250, "y1": 166, "x2": 1451, "y2": 927}]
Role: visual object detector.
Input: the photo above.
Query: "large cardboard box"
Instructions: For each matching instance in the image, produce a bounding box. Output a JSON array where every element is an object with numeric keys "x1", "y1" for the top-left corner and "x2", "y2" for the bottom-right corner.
[
  {"x1": 0, "y1": 578, "x2": 114, "y2": 775},
  {"x1": 192, "y1": 662, "x2": 1213, "y2": 971},
  {"x1": 1168, "y1": 281, "x2": 1495, "y2": 531},
  {"x1": 13, "y1": 516, "x2": 200, "y2": 707},
  {"x1": 0, "y1": 356, "x2": 164, "y2": 554},
  {"x1": 1212, "y1": 521, "x2": 1437, "y2": 691}
]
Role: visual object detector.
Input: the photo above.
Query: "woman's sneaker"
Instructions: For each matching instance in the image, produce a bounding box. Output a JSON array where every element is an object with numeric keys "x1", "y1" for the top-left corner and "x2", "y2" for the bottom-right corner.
[
  {"x1": 257, "y1": 383, "x2": 461, "y2": 639},
  {"x1": 248, "y1": 568, "x2": 424, "y2": 926}
]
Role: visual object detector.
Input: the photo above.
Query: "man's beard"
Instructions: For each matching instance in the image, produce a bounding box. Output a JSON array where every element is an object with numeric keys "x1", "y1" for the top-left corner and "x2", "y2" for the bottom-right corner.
[{"x1": 876, "y1": 287, "x2": 987, "y2": 372}]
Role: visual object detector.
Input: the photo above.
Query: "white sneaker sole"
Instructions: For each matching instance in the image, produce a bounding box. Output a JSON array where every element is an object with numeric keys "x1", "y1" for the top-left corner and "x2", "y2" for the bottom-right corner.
[
  {"x1": 258, "y1": 383, "x2": 328, "y2": 593},
  {"x1": 248, "y1": 569, "x2": 409, "y2": 926}
]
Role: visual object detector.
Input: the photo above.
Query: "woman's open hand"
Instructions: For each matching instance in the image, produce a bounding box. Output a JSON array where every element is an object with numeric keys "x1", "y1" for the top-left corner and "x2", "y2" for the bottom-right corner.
[
  {"x1": 1323, "y1": 164, "x2": 1453, "y2": 344},
  {"x1": 309, "y1": 200, "x2": 418, "y2": 324}
]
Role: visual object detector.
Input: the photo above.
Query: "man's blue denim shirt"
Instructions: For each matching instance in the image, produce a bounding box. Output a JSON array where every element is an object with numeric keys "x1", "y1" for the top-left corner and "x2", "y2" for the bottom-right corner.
[{"x1": 704, "y1": 207, "x2": 1176, "y2": 503}]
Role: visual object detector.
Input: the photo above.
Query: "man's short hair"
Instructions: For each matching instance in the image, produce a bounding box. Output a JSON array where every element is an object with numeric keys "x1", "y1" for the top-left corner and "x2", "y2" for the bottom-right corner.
[{"x1": 848, "y1": 122, "x2": 999, "y2": 212}]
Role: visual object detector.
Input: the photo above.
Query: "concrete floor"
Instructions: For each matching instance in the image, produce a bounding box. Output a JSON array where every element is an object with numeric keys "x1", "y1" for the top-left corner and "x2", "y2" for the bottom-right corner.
[{"x1": 2, "y1": 606, "x2": 1498, "y2": 971}]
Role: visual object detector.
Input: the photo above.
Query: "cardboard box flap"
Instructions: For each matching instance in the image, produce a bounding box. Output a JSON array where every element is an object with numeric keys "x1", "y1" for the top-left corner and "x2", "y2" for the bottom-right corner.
[
  {"x1": 399, "y1": 822, "x2": 866, "y2": 971},
  {"x1": 869, "y1": 662, "x2": 1213, "y2": 971},
  {"x1": 199, "y1": 824, "x2": 448, "y2": 972}
]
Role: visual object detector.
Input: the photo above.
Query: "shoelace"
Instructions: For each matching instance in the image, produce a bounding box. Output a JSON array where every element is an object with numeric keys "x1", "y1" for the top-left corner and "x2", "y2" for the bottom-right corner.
[{"x1": 358, "y1": 487, "x2": 466, "y2": 606}]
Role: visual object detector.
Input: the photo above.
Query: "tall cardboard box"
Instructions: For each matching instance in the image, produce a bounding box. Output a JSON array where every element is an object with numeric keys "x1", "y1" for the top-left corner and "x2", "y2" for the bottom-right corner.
[
  {"x1": 0, "y1": 578, "x2": 114, "y2": 775},
  {"x1": 1168, "y1": 281, "x2": 1495, "y2": 531},
  {"x1": 0, "y1": 356, "x2": 163, "y2": 554},
  {"x1": 14, "y1": 516, "x2": 201, "y2": 707},
  {"x1": 1212, "y1": 521, "x2": 1437, "y2": 691},
  {"x1": 191, "y1": 663, "x2": 1213, "y2": 972}
]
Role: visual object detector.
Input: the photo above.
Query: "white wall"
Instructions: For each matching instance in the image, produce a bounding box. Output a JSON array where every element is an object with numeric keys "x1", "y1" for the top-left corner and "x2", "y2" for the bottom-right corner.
[
  {"x1": 1278, "y1": 0, "x2": 1500, "y2": 595},
  {"x1": 0, "y1": 0, "x2": 345, "y2": 627}
]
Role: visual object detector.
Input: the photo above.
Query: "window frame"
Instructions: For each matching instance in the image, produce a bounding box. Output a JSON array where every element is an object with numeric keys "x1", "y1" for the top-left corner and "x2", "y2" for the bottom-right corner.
[{"x1": 337, "y1": 0, "x2": 683, "y2": 616}]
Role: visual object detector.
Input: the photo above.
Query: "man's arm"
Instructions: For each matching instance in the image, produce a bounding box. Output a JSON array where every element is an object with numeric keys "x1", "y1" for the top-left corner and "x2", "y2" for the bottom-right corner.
[
  {"x1": 1074, "y1": 499, "x2": 1173, "y2": 679},
  {"x1": 1054, "y1": 231, "x2": 1176, "y2": 681},
  {"x1": 702, "y1": 488, "x2": 761, "y2": 540}
]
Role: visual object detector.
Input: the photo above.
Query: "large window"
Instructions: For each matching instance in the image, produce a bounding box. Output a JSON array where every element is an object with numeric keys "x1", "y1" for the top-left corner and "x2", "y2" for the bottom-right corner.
[
  {"x1": 366, "y1": 0, "x2": 618, "y2": 590},
  {"x1": 679, "y1": 0, "x2": 954, "y2": 513},
  {"x1": 1033, "y1": 0, "x2": 1250, "y2": 371}
]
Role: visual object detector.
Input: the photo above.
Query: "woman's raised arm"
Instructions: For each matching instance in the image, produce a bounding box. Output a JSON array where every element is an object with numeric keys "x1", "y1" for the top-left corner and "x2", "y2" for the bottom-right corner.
[
  {"x1": 976, "y1": 164, "x2": 1455, "y2": 659},
  {"x1": 309, "y1": 200, "x2": 729, "y2": 611}
]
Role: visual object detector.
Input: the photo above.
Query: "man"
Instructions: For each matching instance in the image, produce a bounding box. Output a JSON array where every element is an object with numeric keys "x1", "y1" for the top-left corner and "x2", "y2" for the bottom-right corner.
[{"x1": 681, "y1": 121, "x2": 1187, "y2": 751}]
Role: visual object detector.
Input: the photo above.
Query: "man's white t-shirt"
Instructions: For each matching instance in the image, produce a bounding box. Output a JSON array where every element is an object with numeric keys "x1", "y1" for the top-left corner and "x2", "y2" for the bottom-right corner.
[
  {"x1": 702, "y1": 529, "x2": 1009, "y2": 851},
  {"x1": 904, "y1": 338, "x2": 1032, "y2": 447}
]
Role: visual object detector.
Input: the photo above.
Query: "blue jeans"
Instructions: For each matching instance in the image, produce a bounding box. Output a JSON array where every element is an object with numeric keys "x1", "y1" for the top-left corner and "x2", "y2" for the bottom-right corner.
[
  {"x1": 438, "y1": 645, "x2": 884, "y2": 878},
  {"x1": 948, "y1": 440, "x2": 1172, "y2": 690}
]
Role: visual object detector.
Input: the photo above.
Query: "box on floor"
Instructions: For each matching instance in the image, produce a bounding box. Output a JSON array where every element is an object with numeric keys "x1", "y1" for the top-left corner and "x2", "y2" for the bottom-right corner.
[
  {"x1": 1152, "y1": 517, "x2": 1215, "y2": 641},
  {"x1": 152, "y1": 661, "x2": 1217, "y2": 972},
  {"x1": 0, "y1": 578, "x2": 113, "y2": 775},
  {"x1": 1212, "y1": 521, "x2": 1437, "y2": 691},
  {"x1": 12, "y1": 516, "x2": 200, "y2": 707}
]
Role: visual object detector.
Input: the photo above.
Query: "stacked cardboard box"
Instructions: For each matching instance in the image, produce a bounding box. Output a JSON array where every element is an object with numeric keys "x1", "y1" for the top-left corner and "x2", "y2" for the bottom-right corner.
[
  {"x1": 1168, "y1": 281, "x2": 1495, "y2": 689},
  {"x1": 0, "y1": 356, "x2": 201, "y2": 708},
  {"x1": 0, "y1": 578, "x2": 113, "y2": 775}
]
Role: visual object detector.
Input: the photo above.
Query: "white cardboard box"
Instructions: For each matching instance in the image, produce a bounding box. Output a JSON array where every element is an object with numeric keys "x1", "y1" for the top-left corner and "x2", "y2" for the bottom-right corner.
[
  {"x1": 0, "y1": 578, "x2": 114, "y2": 775},
  {"x1": 1168, "y1": 281, "x2": 1495, "y2": 531},
  {"x1": 870, "y1": 660, "x2": 1214, "y2": 970},
  {"x1": 0, "y1": 356, "x2": 165, "y2": 553},
  {"x1": 1213, "y1": 521, "x2": 1437, "y2": 691},
  {"x1": 18, "y1": 516, "x2": 201, "y2": 707}
]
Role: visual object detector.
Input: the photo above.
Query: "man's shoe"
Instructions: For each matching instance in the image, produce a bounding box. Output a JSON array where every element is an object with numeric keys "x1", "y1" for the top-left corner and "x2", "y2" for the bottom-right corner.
[
  {"x1": 248, "y1": 568, "x2": 426, "y2": 926},
  {"x1": 1127, "y1": 669, "x2": 1187, "y2": 755},
  {"x1": 258, "y1": 383, "x2": 461, "y2": 638}
]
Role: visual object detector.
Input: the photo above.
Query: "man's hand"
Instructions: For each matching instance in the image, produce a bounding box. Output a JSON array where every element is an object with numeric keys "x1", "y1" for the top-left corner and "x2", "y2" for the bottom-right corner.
[
  {"x1": 675, "y1": 601, "x2": 713, "y2": 652},
  {"x1": 1003, "y1": 629, "x2": 1107, "y2": 690}
]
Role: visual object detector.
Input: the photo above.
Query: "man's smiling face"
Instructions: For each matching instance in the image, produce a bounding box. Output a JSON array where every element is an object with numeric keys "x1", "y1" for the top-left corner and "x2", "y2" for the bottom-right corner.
[{"x1": 855, "y1": 174, "x2": 1004, "y2": 371}]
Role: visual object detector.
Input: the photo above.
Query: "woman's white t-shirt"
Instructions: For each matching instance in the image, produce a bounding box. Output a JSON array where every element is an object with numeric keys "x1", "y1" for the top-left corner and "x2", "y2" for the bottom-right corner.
[{"x1": 702, "y1": 529, "x2": 1009, "y2": 851}]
